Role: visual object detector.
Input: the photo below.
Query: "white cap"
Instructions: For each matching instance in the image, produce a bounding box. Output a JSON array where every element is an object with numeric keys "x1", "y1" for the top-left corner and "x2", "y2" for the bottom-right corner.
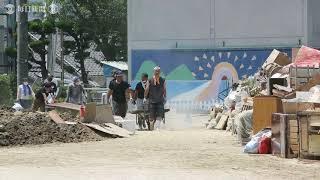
[{"x1": 154, "y1": 66, "x2": 161, "y2": 70}]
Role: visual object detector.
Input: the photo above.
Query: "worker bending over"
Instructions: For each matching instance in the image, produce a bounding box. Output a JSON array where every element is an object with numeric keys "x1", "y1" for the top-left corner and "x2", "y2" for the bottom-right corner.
[
  {"x1": 32, "y1": 83, "x2": 52, "y2": 112},
  {"x1": 107, "y1": 71, "x2": 133, "y2": 118},
  {"x1": 144, "y1": 66, "x2": 167, "y2": 130}
]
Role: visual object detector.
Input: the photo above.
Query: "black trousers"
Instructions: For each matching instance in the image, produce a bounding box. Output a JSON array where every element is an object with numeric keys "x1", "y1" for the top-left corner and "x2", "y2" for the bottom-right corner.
[
  {"x1": 149, "y1": 102, "x2": 164, "y2": 120},
  {"x1": 112, "y1": 101, "x2": 128, "y2": 118}
]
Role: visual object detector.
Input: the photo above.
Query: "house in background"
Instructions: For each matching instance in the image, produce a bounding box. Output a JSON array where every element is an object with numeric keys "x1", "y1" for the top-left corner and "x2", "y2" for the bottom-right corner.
[{"x1": 102, "y1": 61, "x2": 128, "y2": 87}]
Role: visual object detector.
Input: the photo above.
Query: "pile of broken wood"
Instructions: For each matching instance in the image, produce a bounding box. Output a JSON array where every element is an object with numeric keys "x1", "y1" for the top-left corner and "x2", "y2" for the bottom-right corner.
[
  {"x1": 48, "y1": 102, "x2": 132, "y2": 138},
  {"x1": 258, "y1": 46, "x2": 320, "y2": 99}
]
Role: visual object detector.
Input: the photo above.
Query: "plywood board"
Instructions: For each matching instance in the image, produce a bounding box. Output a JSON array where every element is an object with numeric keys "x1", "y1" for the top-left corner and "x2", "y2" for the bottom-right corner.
[
  {"x1": 95, "y1": 105, "x2": 115, "y2": 124},
  {"x1": 215, "y1": 115, "x2": 229, "y2": 130},
  {"x1": 104, "y1": 123, "x2": 132, "y2": 137},
  {"x1": 253, "y1": 96, "x2": 282, "y2": 134},
  {"x1": 309, "y1": 135, "x2": 320, "y2": 155},
  {"x1": 48, "y1": 110, "x2": 66, "y2": 124},
  {"x1": 300, "y1": 118, "x2": 309, "y2": 153},
  {"x1": 83, "y1": 123, "x2": 128, "y2": 138}
]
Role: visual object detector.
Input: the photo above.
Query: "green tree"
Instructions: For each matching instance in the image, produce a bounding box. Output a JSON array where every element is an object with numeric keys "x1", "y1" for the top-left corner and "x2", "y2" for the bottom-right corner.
[
  {"x1": 0, "y1": 75, "x2": 13, "y2": 105},
  {"x1": 52, "y1": 0, "x2": 127, "y2": 85},
  {"x1": 28, "y1": 19, "x2": 56, "y2": 80},
  {"x1": 84, "y1": 0, "x2": 127, "y2": 61}
]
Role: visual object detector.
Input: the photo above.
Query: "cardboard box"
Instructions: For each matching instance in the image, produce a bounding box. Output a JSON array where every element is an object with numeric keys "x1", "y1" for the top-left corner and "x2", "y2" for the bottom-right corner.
[
  {"x1": 282, "y1": 101, "x2": 314, "y2": 114},
  {"x1": 262, "y1": 49, "x2": 291, "y2": 69}
]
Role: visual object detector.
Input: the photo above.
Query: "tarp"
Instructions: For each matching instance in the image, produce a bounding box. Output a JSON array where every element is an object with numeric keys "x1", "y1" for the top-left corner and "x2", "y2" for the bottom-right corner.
[
  {"x1": 101, "y1": 61, "x2": 128, "y2": 70},
  {"x1": 292, "y1": 46, "x2": 320, "y2": 68}
]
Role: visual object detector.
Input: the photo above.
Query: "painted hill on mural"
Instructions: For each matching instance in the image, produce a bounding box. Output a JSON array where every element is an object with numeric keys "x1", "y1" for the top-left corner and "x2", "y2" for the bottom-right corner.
[
  {"x1": 134, "y1": 60, "x2": 165, "y2": 80},
  {"x1": 135, "y1": 60, "x2": 195, "y2": 80},
  {"x1": 166, "y1": 64, "x2": 196, "y2": 80}
]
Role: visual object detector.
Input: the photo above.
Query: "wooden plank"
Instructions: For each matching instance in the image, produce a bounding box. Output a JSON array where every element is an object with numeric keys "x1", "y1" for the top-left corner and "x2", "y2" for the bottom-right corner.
[
  {"x1": 291, "y1": 144, "x2": 300, "y2": 151},
  {"x1": 290, "y1": 127, "x2": 299, "y2": 133},
  {"x1": 104, "y1": 123, "x2": 132, "y2": 136},
  {"x1": 290, "y1": 132, "x2": 298, "y2": 139},
  {"x1": 289, "y1": 120, "x2": 298, "y2": 126},
  {"x1": 290, "y1": 138, "x2": 299, "y2": 144},
  {"x1": 48, "y1": 102, "x2": 81, "y2": 111},
  {"x1": 300, "y1": 118, "x2": 309, "y2": 152},
  {"x1": 83, "y1": 123, "x2": 128, "y2": 138},
  {"x1": 215, "y1": 115, "x2": 229, "y2": 130},
  {"x1": 48, "y1": 110, "x2": 66, "y2": 124},
  {"x1": 273, "y1": 84, "x2": 293, "y2": 92}
]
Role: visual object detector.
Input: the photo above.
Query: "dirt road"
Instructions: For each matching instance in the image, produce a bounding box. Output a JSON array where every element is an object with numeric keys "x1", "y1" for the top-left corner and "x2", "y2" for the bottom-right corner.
[{"x1": 0, "y1": 114, "x2": 319, "y2": 180}]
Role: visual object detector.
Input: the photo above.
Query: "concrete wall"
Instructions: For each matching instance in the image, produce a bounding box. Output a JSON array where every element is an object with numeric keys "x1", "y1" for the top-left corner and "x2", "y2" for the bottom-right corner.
[
  {"x1": 307, "y1": 0, "x2": 320, "y2": 47},
  {"x1": 128, "y1": 0, "x2": 307, "y2": 50}
]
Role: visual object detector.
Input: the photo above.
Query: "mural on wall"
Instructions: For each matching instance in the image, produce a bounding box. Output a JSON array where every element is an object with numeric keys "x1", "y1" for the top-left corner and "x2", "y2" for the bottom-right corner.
[{"x1": 131, "y1": 48, "x2": 291, "y2": 109}]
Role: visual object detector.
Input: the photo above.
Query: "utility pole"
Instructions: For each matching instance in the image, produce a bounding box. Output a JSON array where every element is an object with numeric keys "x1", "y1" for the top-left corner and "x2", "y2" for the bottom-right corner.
[
  {"x1": 16, "y1": 0, "x2": 28, "y2": 84},
  {"x1": 60, "y1": 29, "x2": 64, "y2": 86}
]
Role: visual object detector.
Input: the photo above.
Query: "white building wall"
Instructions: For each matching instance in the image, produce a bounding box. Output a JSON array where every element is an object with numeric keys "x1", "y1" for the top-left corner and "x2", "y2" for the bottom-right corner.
[
  {"x1": 129, "y1": 0, "x2": 312, "y2": 50},
  {"x1": 307, "y1": 0, "x2": 320, "y2": 47}
]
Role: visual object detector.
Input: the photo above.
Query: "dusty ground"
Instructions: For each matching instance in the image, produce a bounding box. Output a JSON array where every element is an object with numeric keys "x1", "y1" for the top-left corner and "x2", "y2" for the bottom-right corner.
[{"x1": 0, "y1": 113, "x2": 319, "y2": 180}]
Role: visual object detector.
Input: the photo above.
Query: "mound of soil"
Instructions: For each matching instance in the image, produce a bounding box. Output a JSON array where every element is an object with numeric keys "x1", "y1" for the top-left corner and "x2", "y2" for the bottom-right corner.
[{"x1": 0, "y1": 110, "x2": 106, "y2": 146}]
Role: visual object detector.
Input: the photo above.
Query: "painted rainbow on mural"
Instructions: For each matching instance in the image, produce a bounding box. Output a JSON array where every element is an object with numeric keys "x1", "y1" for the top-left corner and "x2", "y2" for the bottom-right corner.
[{"x1": 196, "y1": 62, "x2": 239, "y2": 102}]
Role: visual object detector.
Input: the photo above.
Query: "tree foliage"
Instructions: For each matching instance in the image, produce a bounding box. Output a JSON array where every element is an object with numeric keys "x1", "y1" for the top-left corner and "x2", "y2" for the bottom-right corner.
[
  {"x1": 51, "y1": 0, "x2": 127, "y2": 84},
  {"x1": 28, "y1": 19, "x2": 56, "y2": 80},
  {"x1": 0, "y1": 74, "x2": 13, "y2": 105}
]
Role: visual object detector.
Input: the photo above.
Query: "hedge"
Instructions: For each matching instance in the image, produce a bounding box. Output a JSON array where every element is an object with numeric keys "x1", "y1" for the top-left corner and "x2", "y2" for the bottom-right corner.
[{"x1": 0, "y1": 74, "x2": 13, "y2": 105}]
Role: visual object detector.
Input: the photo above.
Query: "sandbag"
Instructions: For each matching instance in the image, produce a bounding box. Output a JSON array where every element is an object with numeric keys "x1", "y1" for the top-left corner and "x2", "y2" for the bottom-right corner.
[
  {"x1": 258, "y1": 137, "x2": 271, "y2": 154},
  {"x1": 244, "y1": 128, "x2": 271, "y2": 154},
  {"x1": 235, "y1": 110, "x2": 253, "y2": 141},
  {"x1": 12, "y1": 103, "x2": 23, "y2": 111},
  {"x1": 207, "y1": 112, "x2": 222, "y2": 129}
]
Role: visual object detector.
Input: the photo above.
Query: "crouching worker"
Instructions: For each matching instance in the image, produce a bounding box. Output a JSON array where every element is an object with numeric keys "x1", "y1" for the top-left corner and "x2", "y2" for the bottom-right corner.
[
  {"x1": 107, "y1": 71, "x2": 133, "y2": 118},
  {"x1": 32, "y1": 83, "x2": 52, "y2": 112},
  {"x1": 144, "y1": 66, "x2": 166, "y2": 131}
]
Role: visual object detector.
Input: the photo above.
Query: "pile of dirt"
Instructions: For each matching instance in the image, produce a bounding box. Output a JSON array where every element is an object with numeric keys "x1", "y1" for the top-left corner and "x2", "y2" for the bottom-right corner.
[
  {"x1": 59, "y1": 111, "x2": 79, "y2": 122},
  {"x1": 0, "y1": 110, "x2": 107, "y2": 146}
]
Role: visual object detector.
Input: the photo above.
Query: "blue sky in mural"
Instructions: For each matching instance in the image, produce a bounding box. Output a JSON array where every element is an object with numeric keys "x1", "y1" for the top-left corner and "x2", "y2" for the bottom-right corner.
[{"x1": 131, "y1": 48, "x2": 292, "y2": 80}]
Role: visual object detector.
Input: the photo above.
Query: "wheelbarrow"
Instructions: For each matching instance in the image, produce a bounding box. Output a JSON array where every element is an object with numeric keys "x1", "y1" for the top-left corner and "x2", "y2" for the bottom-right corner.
[{"x1": 130, "y1": 108, "x2": 170, "y2": 130}]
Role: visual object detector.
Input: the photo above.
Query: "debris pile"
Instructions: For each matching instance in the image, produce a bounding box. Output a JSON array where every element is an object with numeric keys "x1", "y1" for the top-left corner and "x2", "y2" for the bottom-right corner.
[
  {"x1": 205, "y1": 45, "x2": 320, "y2": 159},
  {"x1": 0, "y1": 109, "x2": 105, "y2": 146}
]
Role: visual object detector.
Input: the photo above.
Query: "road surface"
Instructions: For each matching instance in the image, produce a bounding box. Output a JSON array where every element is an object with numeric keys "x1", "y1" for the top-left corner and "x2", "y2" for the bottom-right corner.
[{"x1": 0, "y1": 113, "x2": 319, "y2": 180}]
